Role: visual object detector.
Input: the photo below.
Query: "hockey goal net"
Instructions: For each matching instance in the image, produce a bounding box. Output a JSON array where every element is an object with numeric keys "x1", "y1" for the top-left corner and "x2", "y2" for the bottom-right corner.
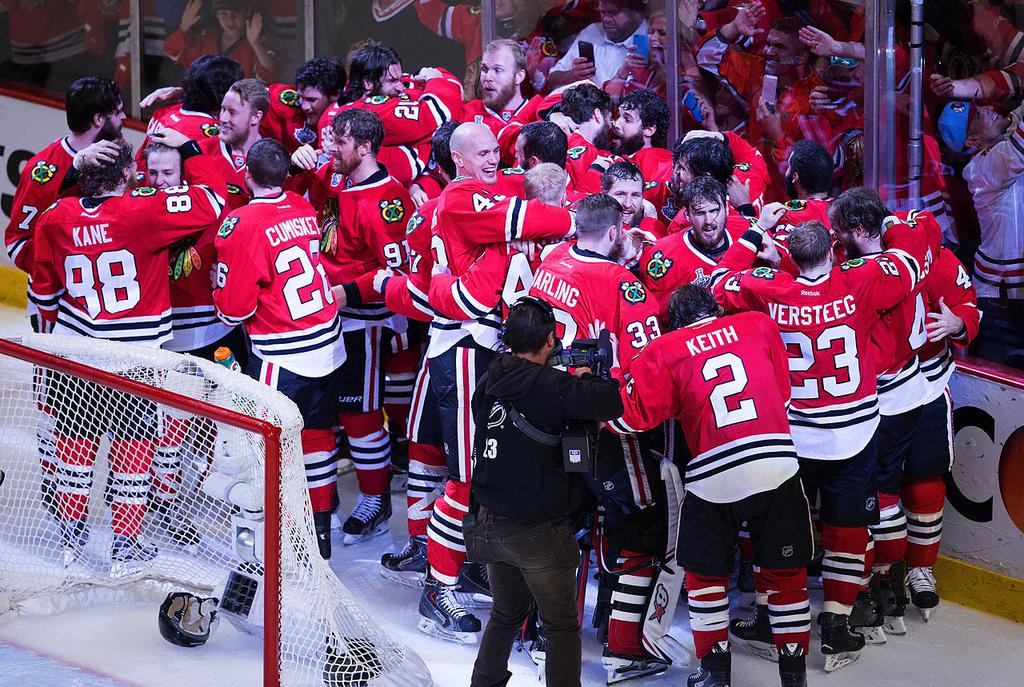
[{"x1": 0, "y1": 334, "x2": 431, "y2": 687}]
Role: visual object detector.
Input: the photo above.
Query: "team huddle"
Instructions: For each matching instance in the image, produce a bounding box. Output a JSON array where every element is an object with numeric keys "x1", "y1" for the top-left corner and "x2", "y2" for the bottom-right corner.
[{"x1": 6, "y1": 37, "x2": 979, "y2": 687}]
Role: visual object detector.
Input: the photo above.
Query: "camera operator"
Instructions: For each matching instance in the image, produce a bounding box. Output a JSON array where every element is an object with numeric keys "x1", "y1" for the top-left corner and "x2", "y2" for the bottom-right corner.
[{"x1": 465, "y1": 297, "x2": 623, "y2": 687}]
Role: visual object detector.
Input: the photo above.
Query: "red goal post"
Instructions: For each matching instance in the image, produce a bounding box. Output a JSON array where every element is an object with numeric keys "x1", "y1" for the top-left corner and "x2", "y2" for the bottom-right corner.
[{"x1": 0, "y1": 334, "x2": 432, "y2": 686}]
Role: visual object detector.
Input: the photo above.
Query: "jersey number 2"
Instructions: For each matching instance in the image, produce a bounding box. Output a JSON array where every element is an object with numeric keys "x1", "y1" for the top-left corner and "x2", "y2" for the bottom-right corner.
[{"x1": 702, "y1": 352, "x2": 758, "y2": 428}]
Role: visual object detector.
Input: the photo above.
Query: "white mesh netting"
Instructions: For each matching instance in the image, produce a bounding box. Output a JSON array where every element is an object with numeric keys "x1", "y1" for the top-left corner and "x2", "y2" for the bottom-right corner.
[{"x1": 0, "y1": 333, "x2": 431, "y2": 686}]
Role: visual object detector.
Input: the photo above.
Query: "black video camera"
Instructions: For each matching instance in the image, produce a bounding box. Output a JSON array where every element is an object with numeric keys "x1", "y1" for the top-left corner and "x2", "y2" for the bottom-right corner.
[{"x1": 548, "y1": 329, "x2": 614, "y2": 380}]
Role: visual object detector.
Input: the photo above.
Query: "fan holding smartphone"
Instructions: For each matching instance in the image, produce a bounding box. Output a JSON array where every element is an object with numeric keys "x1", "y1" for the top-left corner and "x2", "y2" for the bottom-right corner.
[{"x1": 545, "y1": 1, "x2": 650, "y2": 90}]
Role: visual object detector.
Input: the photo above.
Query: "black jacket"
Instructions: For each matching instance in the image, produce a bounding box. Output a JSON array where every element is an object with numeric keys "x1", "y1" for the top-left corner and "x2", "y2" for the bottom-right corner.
[{"x1": 470, "y1": 353, "x2": 623, "y2": 523}]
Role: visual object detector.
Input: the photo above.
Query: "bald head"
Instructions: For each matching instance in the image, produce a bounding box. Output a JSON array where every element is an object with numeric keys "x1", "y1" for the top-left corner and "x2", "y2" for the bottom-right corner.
[{"x1": 450, "y1": 122, "x2": 500, "y2": 184}]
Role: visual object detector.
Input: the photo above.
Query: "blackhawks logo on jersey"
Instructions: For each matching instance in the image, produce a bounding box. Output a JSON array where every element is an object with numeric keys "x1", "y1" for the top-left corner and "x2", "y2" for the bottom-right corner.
[
  {"x1": 620, "y1": 280, "x2": 647, "y2": 304},
  {"x1": 129, "y1": 186, "x2": 157, "y2": 197},
  {"x1": 645, "y1": 251, "x2": 673, "y2": 281},
  {"x1": 751, "y1": 266, "x2": 775, "y2": 280},
  {"x1": 734, "y1": 162, "x2": 751, "y2": 173},
  {"x1": 643, "y1": 180, "x2": 659, "y2": 191},
  {"x1": 168, "y1": 239, "x2": 201, "y2": 281},
  {"x1": 567, "y1": 145, "x2": 587, "y2": 161},
  {"x1": 217, "y1": 216, "x2": 239, "y2": 239},
  {"x1": 380, "y1": 198, "x2": 406, "y2": 224},
  {"x1": 365, "y1": 95, "x2": 389, "y2": 105},
  {"x1": 30, "y1": 161, "x2": 57, "y2": 185},
  {"x1": 406, "y1": 211, "x2": 425, "y2": 236},
  {"x1": 200, "y1": 122, "x2": 220, "y2": 137},
  {"x1": 278, "y1": 88, "x2": 300, "y2": 108},
  {"x1": 784, "y1": 199, "x2": 807, "y2": 211},
  {"x1": 226, "y1": 183, "x2": 244, "y2": 196},
  {"x1": 840, "y1": 258, "x2": 866, "y2": 271}
]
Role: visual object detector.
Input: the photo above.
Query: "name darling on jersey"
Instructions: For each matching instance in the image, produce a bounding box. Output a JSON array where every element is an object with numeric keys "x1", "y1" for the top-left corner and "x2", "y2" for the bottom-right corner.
[{"x1": 531, "y1": 270, "x2": 580, "y2": 307}]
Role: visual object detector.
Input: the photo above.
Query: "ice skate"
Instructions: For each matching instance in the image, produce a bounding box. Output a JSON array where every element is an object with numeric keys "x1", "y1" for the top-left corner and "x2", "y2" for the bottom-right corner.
[
  {"x1": 456, "y1": 560, "x2": 493, "y2": 608},
  {"x1": 872, "y1": 562, "x2": 909, "y2": 636},
  {"x1": 602, "y1": 648, "x2": 671, "y2": 684},
  {"x1": 819, "y1": 611, "x2": 864, "y2": 672},
  {"x1": 379, "y1": 535, "x2": 427, "y2": 587},
  {"x1": 778, "y1": 643, "x2": 806, "y2": 687},
  {"x1": 417, "y1": 577, "x2": 481, "y2": 644},
  {"x1": 151, "y1": 498, "x2": 201, "y2": 550},
  {"x1": 907, "y1": 566, "x2": 939, "y2": 621},
  {"x1": 729, "y1": 604, "x2": 778, "y2": 662},
  {"x1": 60, "y1": 519, "x2": 89, "y2": 567},
  {"x1": 687, "y1": 643, "x2": 730, "y2": 687},
  {"x1": 110, "y1": 534, "x2": 157, "y2": 578},
  {"x1": 849, "y1": 591, "x2": 886, "y2": 645},
  {"x1": 390, "y1": 437, "x2": 409, "y2": 492},
  {"x1": 341, "y1": 493, "x2": 391, "y2": 545}
]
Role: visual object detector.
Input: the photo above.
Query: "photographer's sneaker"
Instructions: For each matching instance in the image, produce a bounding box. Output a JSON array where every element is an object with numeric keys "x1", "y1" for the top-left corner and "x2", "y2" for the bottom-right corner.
[
  {"x1": 418, "y1": 577, "x2": 481, "y2": 644},
  {"x1": 341, "y1": 493, "x2": 391, "y2": 545},
  {"x1": 380, "y1": 535, "x2": 427, "y2": 586}
]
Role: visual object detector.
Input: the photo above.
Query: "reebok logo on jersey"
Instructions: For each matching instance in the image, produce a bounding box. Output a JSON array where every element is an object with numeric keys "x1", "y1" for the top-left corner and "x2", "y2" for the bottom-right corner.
[
  {"x1": 645, "y1": 251, "x2": 673, "y2": 281},
  {"x1": 29, "y1": 161, "x2": 57, "y2": 185},
  {"x1": 620, "y1": 280, "x2": 647, "y2": 304},
  {"x1": 217, "y1": 216, "x2": 239, "y2": 239},
  {"x1": 379, "y1": 198, "x2": 406, "y2": 224}
]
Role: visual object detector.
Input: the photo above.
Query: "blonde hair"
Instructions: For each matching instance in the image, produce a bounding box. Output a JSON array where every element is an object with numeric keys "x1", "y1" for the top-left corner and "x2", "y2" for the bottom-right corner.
[
  {"x1": 484, "y1": 39, "x2": 527, "y2": 74},
  {"x1": 524, "y1": 163, "x2": 567, "y2": 205},
  {"x1": 228, "y1": 78, "x2": 270, "y2": 118}
]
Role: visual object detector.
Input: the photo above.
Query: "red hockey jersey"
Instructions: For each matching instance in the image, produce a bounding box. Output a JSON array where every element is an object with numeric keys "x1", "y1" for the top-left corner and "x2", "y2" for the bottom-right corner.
[
  {"x1": 260, "y1": 83, "x2": 313, "y2": 154},
  {"x1": 870, "y1": 210, "x2": 943, "y2": 416},
  {"x1": 529, "y1": 243, "x2": 661, "y2": 377},
  {"x1": 321, "y1": 167, "x2": 413, "y2": 332},
  {"x1": 917, "y1": 247, "x2": 980, "y2": 403},
  {"x1": 6, "y1": 137, "x2": 79, "y2": 272},
  {"x1": 426, "y1": 177, "x2": 575, "y2": 356},
  {"x1": 711, "y1": 221, "x2": 930, "y2": 460},
  {"x1": 612, "y1": 311, "x2": 797, "y2": 503},
  {"x1": 565, "y1": 132, "x2": 618, "y2": 196},
  {"x1": 462, "y1": 98, "x2": 534, "y2": 137},
  {"x1": 213, "y1": 192, "x2": 344, "y2": 378},
  {"x1": 182, "y1": 137, "x2": 251, "y2": 209},
  {"x1": 639, "y1": 211, "x2": 757, "y2": 324},
  {"x1": 138, "y1": 104, "x2": 220, "y2": 174},
  {"x1": 165, "y1": 218, "x2": 231, "y2": 353},
  {"x1": 29, "y1": 184, "x2": 225, "y2": 347},
  {"x1": 384, "y1": 199, "x2": 438, "y2": 322},
  {"x1": 628, "y1": 146, "x2": 673, "y2": 211}
]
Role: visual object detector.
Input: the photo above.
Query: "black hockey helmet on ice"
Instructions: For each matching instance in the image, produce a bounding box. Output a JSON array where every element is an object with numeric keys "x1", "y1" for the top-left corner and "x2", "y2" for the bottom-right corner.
[{"x1": 158, "y1": 591, "x2": 220, "y2": 648}]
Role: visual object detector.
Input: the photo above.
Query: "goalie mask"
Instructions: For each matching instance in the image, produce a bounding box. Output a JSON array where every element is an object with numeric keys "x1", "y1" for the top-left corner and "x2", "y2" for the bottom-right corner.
[{"x1": 159, "y1": 592, "x2": 220, "y2": 647}]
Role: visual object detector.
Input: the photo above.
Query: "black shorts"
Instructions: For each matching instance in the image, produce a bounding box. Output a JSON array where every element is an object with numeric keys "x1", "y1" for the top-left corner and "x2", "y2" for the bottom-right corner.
[
  {"x1": 408, "y1": 358, "x2": 443, "y2": 447},
  {"x1": 799, "y1": 436, "x2": 880, "y2": 528},
  {"x1": 679, "y1": 474, "x2": 813, "y2": 577},
  {"x1": 244, "y1": 356, "x2": 340, "y2": 430},
  {"x1": 428, "y1": 339, "x2": 496, "y2": 482},
  {"x1": 876, "y1": 406, "x2": 924, "y2": 494},
  {"x1": 904, "y1": 392, "x2": 953, "y2": 479},
  {"x1": 45, "y1": 369, "x2": 159, "y2": 440},
  {"x1": 336, "y1": 327, "x2": 390, "y2": 414}
]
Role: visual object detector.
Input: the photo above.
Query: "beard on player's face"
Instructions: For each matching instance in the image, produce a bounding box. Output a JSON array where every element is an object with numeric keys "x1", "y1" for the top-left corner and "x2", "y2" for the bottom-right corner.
[
  {"x1": 611, "y1": 129, "x2": 644, "y2": 156},
  {"x1": 592, "y1": 119, "x2": 611, "y2": 151},
  {"x1": 96, "y1": 117, "x2": 122, "y2": 143},
  {"x1": 482, "y1": 78, "x2": 517, "y2": 112}
]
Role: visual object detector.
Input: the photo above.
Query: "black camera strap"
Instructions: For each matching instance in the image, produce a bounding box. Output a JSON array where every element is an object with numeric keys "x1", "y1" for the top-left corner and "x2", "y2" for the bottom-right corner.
[{"x1": 503, "y1": 402, "x2": 561, "y2": 447}]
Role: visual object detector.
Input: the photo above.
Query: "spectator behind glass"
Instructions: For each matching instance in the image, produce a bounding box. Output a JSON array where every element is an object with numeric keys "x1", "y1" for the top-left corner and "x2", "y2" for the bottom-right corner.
[
  {"x1": 546, "y1": 0, "x2": 649, "y2": 91},
  {"x1": 164, "y1": 0, "x2": 280, "y2": 82},
  {"x1": 947, "y1": 101, "x2": 1024, "y2": 369},
  {"x1": 603, "y1": 7, "x2": 668, "y2": 101}
]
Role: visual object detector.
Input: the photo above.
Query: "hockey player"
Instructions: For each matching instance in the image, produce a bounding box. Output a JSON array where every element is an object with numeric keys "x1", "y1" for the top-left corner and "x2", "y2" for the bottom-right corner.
[
  {"x1": 710, "y1": 208, "x2": 934, "y2": 671},
  {"x1": 775, "y1": 140, "x2": 834, "y2": 235},
  {"x1": 261, "y1": 57, "x2": 346, "y2": 153},
  {"x1": 29, "y1": 142, "x2": 226, "y2": 567},
  {"x1": 514, "y1": 121, "x2": 570, "y2": 172},
  {"x1": 376, "y1": 122, "x2": 462, "y2": 585},
  {"x1": 154, "y1": 78, "x2": 269, "y2": 210},
  {"x1": 418, "y1": 122, "x2": 574, "y2": 644},
  {"x1": 638, "y1": 177, "x2": 758, "y2": 327},
  {"x1": 212, "y1": 139, "x2": 346, "y2": 559},
  {"x1": 610, "y1": 89, "x2": 672, "y2": 211},
  {"x1": 315, "y1": 108, "x2": 415, "y2": 545},
  {"x1": 528, "y1": 195, "x2": 669, "y2": 683},
  {"x1": 903, "y1": 247, "x2": 980, "y2": 620},
  {"x1": 830, "y1": 193, "x2": 943, "y2": 638},
  {"x1": 6, "y1": 77, "x2": 125, "y2": 285},
  {"x1": 136, "y1": 54, "x2": 245, "y2": 176},
  {"x1": 462, "y1": 40, "x2": 533, "y2": 135},
  {"x1": 600, "y1": 161, "x2": 665, "y2": 238},
  {"x1": 559, "y1": 83, "x2": 619, "y2": 195},
  {"x1": 616, "y1": 285, "x2": 811, "y2": 687}
]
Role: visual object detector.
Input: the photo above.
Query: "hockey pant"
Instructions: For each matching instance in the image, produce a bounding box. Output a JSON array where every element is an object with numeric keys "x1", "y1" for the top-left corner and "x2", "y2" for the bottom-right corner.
[
  {"x1": 902, "y1": 392, "x2": 953, "y2": 569},
  {"x1": 336, "y1": 327, "x2": 391, "y2": 497},
  {"x1": 384, "y1": 331, "x2": 420, "y2": 440},
  {"x1": 686, "y1": 568, "x2": 810, "y2": 658},
  {"x1": 407, "y1": 361, "x2": 446, "y2": 538},
  {"x1": 425, "y1": 343, "x2": 493, "y2": 586},
  {"x1": 871, "y1": 406, "x2": 924, "y2": 572}
]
